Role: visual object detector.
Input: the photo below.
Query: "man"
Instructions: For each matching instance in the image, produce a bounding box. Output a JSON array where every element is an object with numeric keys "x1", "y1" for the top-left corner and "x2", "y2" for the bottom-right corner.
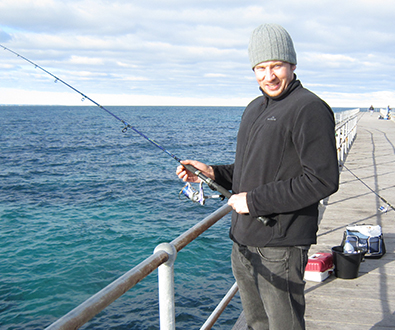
[{"x1": 176, "y1": 23, "x2": 339, "y2": 330}]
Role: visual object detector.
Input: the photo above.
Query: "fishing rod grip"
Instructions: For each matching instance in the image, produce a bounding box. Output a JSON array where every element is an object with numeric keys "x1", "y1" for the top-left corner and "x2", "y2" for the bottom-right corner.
[
  {"x1": 182, "y1": 163, "x2": 273, "y2": 226},
  {"x1": 181, "y1": 164, "x2": 231, "y2": 197}
]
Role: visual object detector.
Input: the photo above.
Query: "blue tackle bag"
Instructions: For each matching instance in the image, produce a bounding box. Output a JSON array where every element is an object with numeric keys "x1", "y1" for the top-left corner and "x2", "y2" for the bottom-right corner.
[{"x1": 342, "y1": 225, "x2": 386, "y2": 258}]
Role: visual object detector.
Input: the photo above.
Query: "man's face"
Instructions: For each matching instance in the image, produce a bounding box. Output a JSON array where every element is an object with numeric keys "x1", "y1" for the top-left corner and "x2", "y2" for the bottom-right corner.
[{"x1": 253, "y1": 61, "x2": 296, "y2": 98}]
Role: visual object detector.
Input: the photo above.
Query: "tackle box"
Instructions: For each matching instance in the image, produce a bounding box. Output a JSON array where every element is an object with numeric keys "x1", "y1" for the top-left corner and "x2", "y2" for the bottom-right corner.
[{"x1": 304, "y1": 253, "x2": 334, "y2": 282}]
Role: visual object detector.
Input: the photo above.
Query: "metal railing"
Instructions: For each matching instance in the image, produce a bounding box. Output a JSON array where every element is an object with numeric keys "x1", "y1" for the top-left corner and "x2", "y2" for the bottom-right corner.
[
  {"x1": 45, "y1": 204, "x2": 234, "y2": 330},
  {"x1": 334, "y1": 108, "x2": 359, "y2": 124},
  {"x1": 45, "y1": 109, "x2": 360, "y2": 330},
  {"x1": 335, "y1": 108, "x2": 359, "y2": 165}
]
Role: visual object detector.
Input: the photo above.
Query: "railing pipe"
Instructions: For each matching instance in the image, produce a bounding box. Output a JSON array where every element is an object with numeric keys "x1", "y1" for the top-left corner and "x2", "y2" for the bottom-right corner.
[
  {"x1": 154, "y1": 243, "x2": 177, "y2": 330},
  {"x1": 171, "y1": 204, "x2": 233, "y2": 252},
  {"x1": 44, "y1": 204, "x2": 233, "y2": 330},
  {"x1": 335, "y1": 110, "x2": 359, "y2": 165},
  {"x1": 44, "y1": 250, "x2": 169, "y2": 330},
  {"x1": 200, "y1": 282, "x2": 239, "y2": 330}
]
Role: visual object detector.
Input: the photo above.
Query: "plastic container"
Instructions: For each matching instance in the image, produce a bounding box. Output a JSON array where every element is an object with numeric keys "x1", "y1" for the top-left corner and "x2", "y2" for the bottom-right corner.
[
  {"x1": 343, "y1": 239, "x2": 355, "y2": 253},
  {"x1": 304, "y1": 253, "x2": 334, "y2": 282},
  {"x1": 332, "y1": 246, "x2": 363, "y2": 279}
]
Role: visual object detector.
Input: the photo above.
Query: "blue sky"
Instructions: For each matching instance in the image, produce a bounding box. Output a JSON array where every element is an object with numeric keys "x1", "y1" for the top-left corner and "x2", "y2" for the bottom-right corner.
[{"x1": 0, "y1": 0, "x2": 394, "y2": 108}]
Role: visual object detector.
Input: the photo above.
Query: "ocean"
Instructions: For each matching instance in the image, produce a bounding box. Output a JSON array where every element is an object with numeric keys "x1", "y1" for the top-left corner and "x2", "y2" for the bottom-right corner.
[{"x1": 0, "y1": 105, "x2": 355, "y2": 329}]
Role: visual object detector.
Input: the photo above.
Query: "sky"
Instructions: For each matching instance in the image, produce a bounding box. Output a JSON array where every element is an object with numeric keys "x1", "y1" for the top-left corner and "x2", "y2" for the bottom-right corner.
[{"x1": 0, "y1": 0, "x2": 394, "y2": 108}]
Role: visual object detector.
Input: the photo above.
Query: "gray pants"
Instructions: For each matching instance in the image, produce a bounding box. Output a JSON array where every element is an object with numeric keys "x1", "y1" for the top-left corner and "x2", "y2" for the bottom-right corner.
[{"x1": 231, "y1": 242, "x2": 309, "y2": 330}]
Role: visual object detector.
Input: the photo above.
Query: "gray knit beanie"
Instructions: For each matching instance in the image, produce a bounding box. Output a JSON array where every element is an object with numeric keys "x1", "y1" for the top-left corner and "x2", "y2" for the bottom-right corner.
[{"x1": 248, "y1": 23, "x2": 297, "y2": 68}]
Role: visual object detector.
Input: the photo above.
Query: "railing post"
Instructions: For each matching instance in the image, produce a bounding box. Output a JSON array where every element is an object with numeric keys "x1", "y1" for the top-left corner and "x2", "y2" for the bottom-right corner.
[{"x1": 154, "y1": 243, "x2": 177, "y2": 330}]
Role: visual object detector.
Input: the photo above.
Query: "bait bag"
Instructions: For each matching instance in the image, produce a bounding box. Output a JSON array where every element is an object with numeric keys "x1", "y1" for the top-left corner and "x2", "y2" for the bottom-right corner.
[{"x1": 342, "y1": 224, "x2": 386, "y2": 259}]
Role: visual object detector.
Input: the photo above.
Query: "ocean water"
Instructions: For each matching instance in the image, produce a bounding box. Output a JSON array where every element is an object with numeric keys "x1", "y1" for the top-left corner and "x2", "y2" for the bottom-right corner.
[{"x1": 0, "y1": 105, "x2": 353, "y2": 329}]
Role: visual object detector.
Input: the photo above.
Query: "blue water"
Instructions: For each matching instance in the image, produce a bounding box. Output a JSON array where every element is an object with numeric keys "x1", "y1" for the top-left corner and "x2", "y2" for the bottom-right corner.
[{"x1": 0, "y1": 105, "x2": 353, "y2": 329}]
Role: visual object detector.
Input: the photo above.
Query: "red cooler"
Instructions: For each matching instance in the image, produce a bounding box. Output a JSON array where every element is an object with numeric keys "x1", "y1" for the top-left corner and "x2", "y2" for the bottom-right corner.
[{"x1": 304, "y1": 253, "x2": 334, "y2": 282}]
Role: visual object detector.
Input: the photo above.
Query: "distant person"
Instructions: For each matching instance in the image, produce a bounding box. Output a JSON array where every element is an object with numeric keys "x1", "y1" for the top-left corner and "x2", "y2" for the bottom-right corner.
[
  {"x1": 369, "y1": 105, "x2": 374, "y2": 115},
  {"x1": 381, "y1": 105, "x2": 391, "y2": 120},
  {"x1": 176, "y1": 23, "x2": 339, "y2": 330}
]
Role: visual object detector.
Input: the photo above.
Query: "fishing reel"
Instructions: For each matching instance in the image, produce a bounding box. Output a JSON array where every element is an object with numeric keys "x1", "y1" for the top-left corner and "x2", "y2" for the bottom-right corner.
[{"x1": 179, "y1": 182, "x2": 224, "y2": 206}]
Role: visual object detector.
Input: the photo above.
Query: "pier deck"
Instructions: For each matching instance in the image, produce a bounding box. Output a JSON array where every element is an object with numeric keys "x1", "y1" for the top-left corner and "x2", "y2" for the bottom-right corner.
[{"x1": 233, "y1": 113, "x2": 395, "y2": 329}]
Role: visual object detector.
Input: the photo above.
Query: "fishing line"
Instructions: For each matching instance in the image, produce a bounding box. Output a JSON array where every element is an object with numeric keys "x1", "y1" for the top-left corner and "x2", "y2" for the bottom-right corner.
[
  {"x1": 342, "y1": 164, "x2": 395, "y2": 212},
  {"x1": 1, "y1": 44, "x2": 273, "y2": 225},
  {"x1": 0, "y1": 45, "x2": 181, "y2": 163}
]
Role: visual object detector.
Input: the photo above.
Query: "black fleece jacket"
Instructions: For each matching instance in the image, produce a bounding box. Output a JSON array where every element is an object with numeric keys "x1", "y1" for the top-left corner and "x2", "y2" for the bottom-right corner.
[{"x1": 213, "y1": 77, "x2": 339, "y2": 247}]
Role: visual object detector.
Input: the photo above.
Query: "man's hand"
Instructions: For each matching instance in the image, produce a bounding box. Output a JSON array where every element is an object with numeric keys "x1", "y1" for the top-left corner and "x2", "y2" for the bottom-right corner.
[
  {"x1": 176, "y1": 160, "x2": 215, "y2": 183},
  {"x1": 228, "y1": 192, "x2": 249, "y2": 214}
]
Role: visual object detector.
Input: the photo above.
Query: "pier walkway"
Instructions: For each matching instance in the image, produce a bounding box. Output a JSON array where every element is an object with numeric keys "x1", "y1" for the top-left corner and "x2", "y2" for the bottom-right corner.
[
  {"x1": 233, "y1": 112, "x2": 395, "y2": 330},
  {"x1": 304, "y1": 112, "x2": 395, "y2": 329}
]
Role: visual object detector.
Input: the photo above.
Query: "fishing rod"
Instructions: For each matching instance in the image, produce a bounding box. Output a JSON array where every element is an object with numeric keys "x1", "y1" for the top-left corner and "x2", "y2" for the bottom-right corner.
[
  {"x1": 1, "y1": 44, "x2": 273, "y2": 225},
  {"x1": 343, "y1": 164, "x2": 395, "y2": 212}
]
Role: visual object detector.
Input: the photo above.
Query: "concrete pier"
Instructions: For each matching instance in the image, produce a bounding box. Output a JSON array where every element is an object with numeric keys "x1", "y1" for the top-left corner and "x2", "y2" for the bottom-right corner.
[
  {"x1": 233, "y1": 112, "x2": 395, "y2": 329},
  {"x1": 304, "y1": 112, "x2": 395, "y2": 329}
]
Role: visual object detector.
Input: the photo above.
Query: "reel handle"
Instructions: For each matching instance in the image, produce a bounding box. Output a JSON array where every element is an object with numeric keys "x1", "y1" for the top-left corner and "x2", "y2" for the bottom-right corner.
[{"x1": 182, "y1": 163, "x2": 274, "y2": 226}]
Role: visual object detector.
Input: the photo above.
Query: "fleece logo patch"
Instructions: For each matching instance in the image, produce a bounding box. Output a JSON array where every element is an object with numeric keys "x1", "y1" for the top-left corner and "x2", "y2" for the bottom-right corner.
[{"x1": 267, "y1": 116, "x2": 277, "y2": 121}]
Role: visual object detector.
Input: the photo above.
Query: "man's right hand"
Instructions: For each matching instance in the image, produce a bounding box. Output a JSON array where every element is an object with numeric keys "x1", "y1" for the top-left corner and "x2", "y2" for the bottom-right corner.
[{"x1": 176, "y1": 160, "x2": 215, "y2": 183}]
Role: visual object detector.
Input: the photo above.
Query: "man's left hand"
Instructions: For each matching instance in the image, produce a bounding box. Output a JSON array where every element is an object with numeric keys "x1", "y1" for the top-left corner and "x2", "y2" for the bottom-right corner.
[{"x1": 228, "y1": 192, "x2": 249, "y2": 214}]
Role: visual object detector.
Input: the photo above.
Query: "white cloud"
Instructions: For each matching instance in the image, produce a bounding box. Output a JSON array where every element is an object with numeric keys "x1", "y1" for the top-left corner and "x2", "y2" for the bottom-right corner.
[
  {"x1": 204, "y1": 73, "x2": 227, "y2": 78},
  {"x1": 320, "y1": 90, "x2": 395, "y2": 109},
  {"x1": 0, "y1": 0, "x2": 395, "y2": 107},
  {"x1": 0, "y1": 87, "x2": 254, "y2": 107},
  {"x1": 68, "y1": 56, "x2": 104, "y2": 65}
]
